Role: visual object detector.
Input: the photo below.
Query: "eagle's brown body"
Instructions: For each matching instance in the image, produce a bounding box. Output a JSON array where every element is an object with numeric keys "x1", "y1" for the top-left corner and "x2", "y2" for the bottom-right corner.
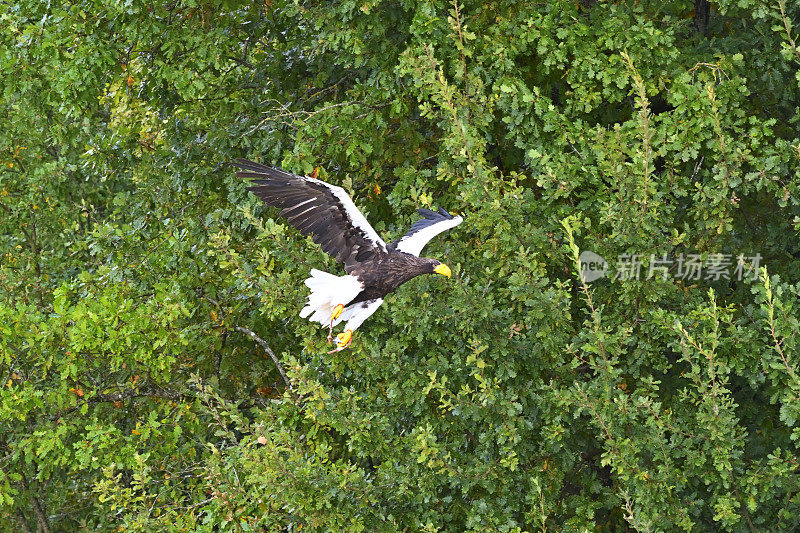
[{"x1": 349, "y1": 253, "x2": 439, "y2": 304}]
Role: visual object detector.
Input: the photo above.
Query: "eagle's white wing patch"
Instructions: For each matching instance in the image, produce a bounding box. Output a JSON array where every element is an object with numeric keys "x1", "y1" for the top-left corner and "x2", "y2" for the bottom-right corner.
[{"x1": 394, "y1": 209, "x2": 463, "y2": 257}]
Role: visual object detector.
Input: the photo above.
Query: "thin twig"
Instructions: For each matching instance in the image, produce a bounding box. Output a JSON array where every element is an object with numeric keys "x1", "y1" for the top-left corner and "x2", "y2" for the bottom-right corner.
[
  {"x1": 49, "y1": 387, "x2": 185, "y2": 421},
  {"x1": 778, "y1": 0, "x2": 800, "y2": 63},
  {"x1": 730, "y1": 471, "x2": 758, "y2": 533},
  {"x1": 234, "y1": 326, "x2": 292, "y2": 390},
  {"x1": 14, "y1": 508, "x2": 32, "y2": 533}
]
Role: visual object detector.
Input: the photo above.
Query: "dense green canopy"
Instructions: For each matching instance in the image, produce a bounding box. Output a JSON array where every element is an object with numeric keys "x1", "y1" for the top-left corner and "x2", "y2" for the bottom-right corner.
[{"x1": 1, "y1": 0, "x2": 800, "y2": 530}]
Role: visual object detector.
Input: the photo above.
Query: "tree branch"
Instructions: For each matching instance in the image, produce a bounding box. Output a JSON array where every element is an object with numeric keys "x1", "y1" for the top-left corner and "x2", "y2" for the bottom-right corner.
[
  {"x1": 93, "y1": 387, "x2": 182, "y2": 402},
  {"x1": 234, "y1": 326, "x2": 292, "y2": 390},
  {"x1": 49, "y1": 386, "x2": 185, "y2": 421},
  {"x1": 19, "y1": 472, "x2": 51, "y2": 533}
]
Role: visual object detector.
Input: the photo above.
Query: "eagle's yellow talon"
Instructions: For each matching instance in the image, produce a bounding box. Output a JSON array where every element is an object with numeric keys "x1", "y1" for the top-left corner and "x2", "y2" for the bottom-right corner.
[
  {"x1": 337, "y1": 329, "x2": 353, "y2": 348},
  {"x1": 328, "y1": 304, "x2": 345, "y2": 341},
  {"x1": 327, "y1": 329, "x2": 353, "y2": 353}
]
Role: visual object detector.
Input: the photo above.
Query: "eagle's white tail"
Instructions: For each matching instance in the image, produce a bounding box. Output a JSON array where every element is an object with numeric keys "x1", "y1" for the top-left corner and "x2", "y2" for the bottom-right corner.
[{"x1": 299, "y1": 269, "x2": 363, "y2": 325}]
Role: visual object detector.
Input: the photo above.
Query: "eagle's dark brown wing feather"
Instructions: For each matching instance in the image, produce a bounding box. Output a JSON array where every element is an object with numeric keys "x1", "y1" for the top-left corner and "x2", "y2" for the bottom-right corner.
[{"x1": 234, "y1": 159, "x2": 386, "y2": 273}]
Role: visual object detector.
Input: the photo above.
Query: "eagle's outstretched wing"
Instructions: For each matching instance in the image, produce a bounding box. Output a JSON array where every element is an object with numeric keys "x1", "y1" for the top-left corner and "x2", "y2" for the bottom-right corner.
[
  {"x1": 389, "y1": 208, "x2": 463, "y2": 257},
  {"x1": 235, "y1": 159, "x2": 386, "y2": 273}
]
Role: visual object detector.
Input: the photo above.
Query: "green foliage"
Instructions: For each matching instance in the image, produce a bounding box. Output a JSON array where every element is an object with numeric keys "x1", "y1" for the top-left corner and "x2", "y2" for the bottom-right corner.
[{"x1": 1, "y1": 0, "x2": 800, "y2": 530}]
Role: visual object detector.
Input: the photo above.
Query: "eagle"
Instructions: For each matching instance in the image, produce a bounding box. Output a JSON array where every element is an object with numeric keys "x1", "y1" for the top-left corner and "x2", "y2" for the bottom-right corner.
[{"x1": 234, "y1": 159, "x2": 463, "y2": 351}]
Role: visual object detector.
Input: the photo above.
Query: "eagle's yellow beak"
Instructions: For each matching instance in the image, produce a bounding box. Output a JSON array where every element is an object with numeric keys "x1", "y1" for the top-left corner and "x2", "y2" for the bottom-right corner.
[
  {"x1": 433, "y1": 263, "x2": 452, "y2": 278},
  {"x1": 331, "y1": 303, "x2": 344, "y2": 320}
]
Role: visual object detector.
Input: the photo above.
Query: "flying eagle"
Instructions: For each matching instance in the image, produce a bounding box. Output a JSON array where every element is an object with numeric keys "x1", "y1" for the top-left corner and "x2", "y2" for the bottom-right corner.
[{"x1": 234, "y1": 159, "x2": 463, "y2": 351}]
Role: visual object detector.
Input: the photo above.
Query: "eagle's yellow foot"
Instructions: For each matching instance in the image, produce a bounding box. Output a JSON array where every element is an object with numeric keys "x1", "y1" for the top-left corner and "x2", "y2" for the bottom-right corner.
[
  {"x1": 327, "y1": 329, "x2": 353, "y2": 353},
  {"x1": 328, "y1": 303, "x2": 345, "y2": 342}
]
